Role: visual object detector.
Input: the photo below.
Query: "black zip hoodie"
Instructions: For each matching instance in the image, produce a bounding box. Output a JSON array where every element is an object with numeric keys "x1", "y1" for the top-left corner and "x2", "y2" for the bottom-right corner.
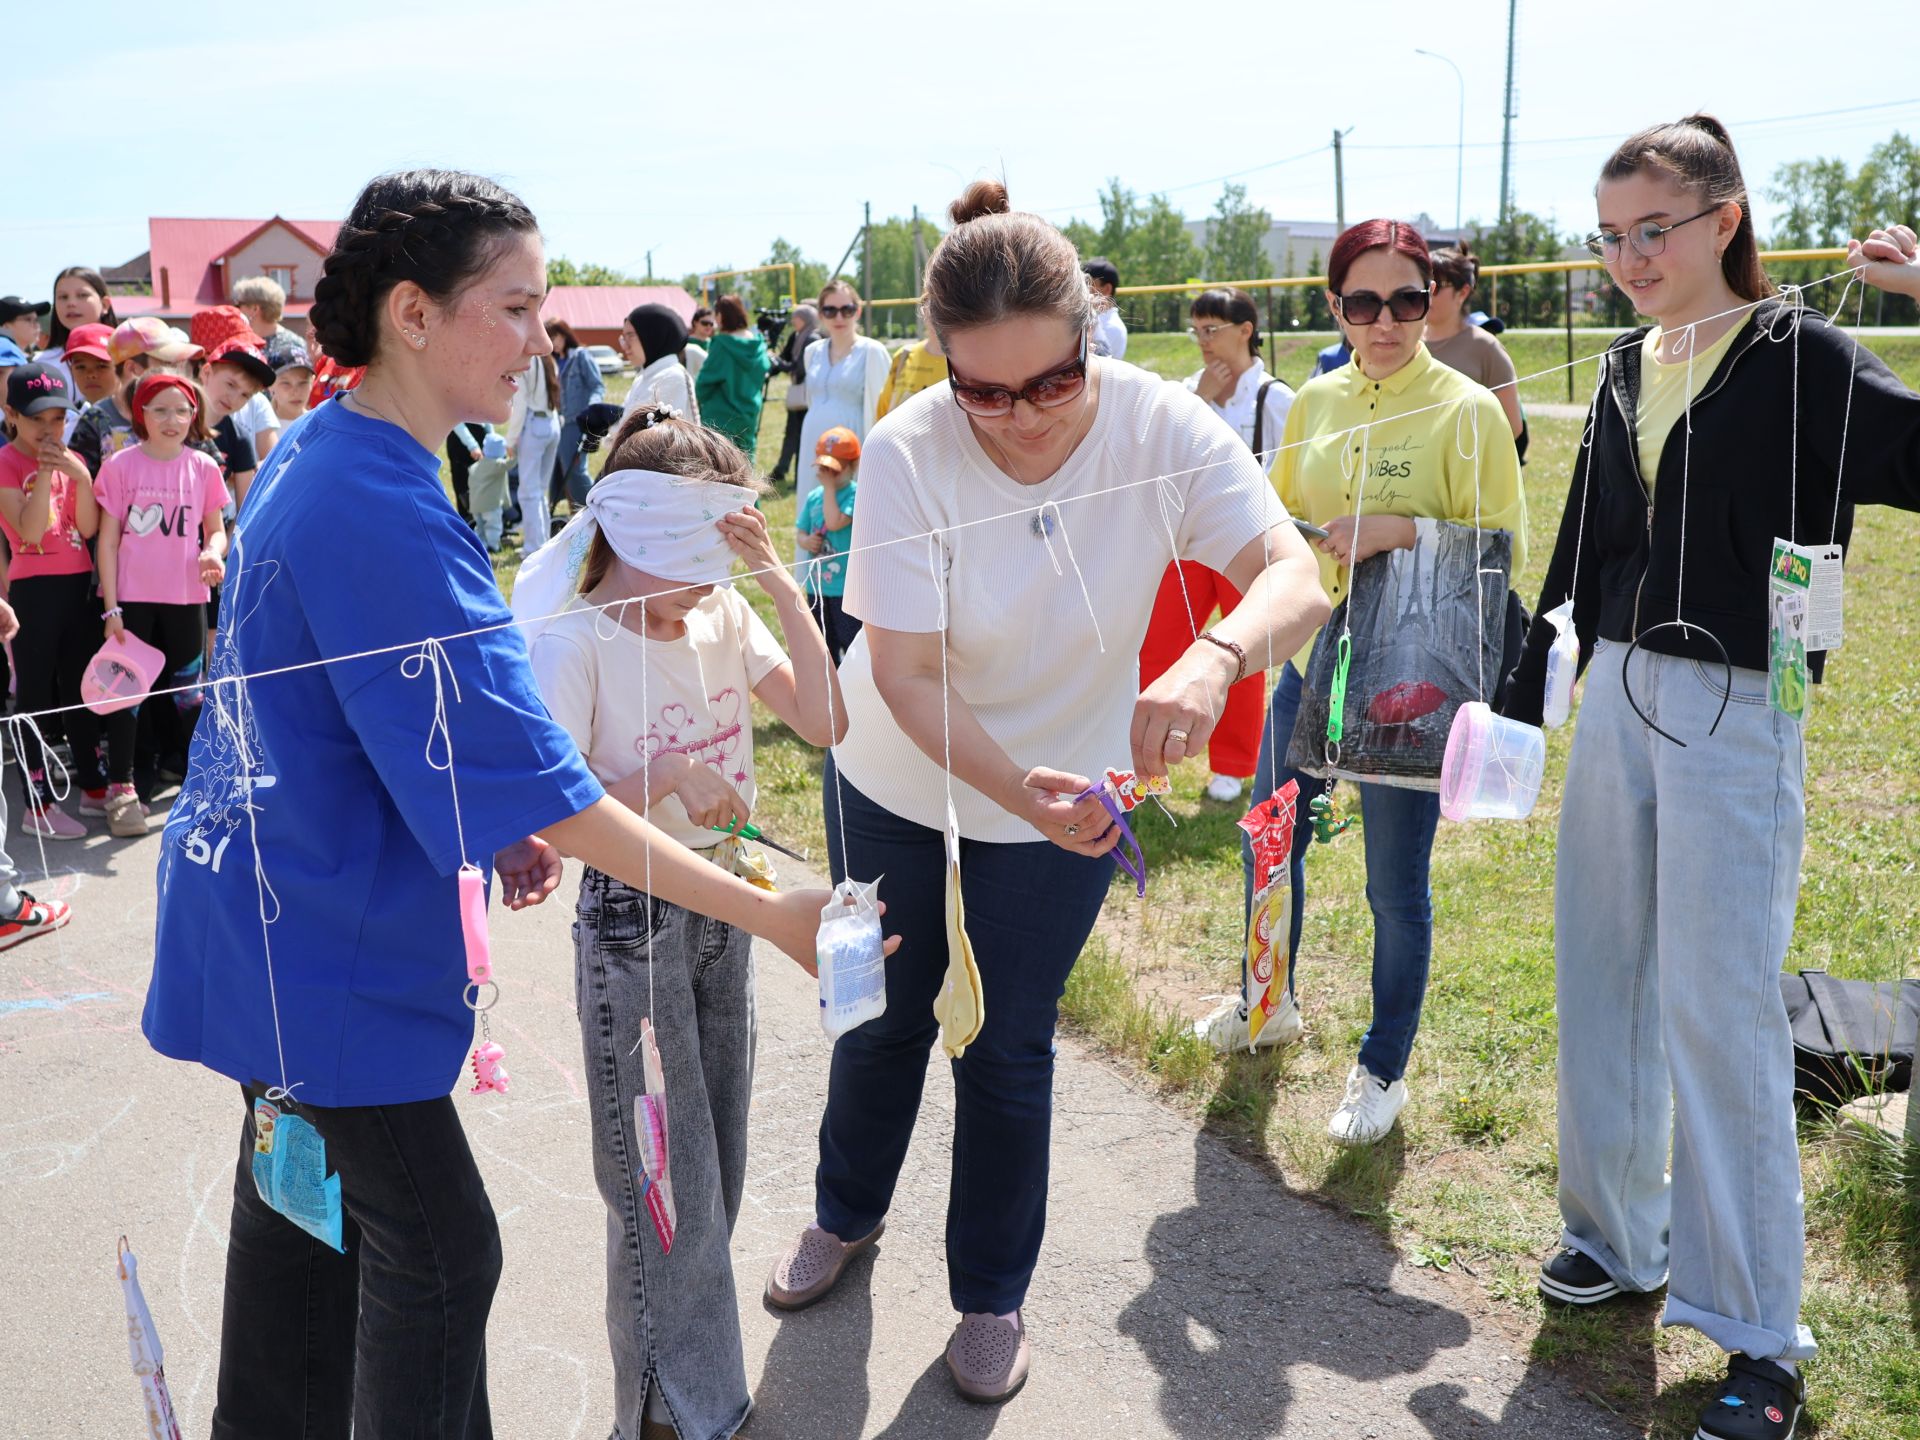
[{"x1": 1502, "y1": 298, "x2": 1920, "y2": 724}]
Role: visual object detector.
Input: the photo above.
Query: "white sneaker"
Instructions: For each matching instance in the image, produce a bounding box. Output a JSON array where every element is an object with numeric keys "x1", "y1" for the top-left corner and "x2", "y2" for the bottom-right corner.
[
  {"x1": 1205, "y1": 773, "x2": 1245, "y2": 803},
  {"x1": 1327, "y1": 1063, "x2": 1407, "y2": 1146},
  {"x1": 1194, "y1": 989, "x2": 1303, "y2": 1053}
]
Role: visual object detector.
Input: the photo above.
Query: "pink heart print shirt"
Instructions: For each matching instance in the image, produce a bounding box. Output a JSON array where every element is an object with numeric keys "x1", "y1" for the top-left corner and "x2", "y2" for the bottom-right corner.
[{"x1": 93, "y1": 444, "x2": 232, "y2": 604}]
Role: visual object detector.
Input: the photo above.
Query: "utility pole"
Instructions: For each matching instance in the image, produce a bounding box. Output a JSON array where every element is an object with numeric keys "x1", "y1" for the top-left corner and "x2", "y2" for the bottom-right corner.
[
  {"x1": 911, "y1": 204, "x2": 928, "y2": 334},
  {"x1": 1332, "y1": 128, "x2": 1354, "y2": 231},
  {"x1": 645, "y1": 250, "x2": 653, "y2": 283},
  {"x1": 861, "y1": 201, "x2": 873, "y2": 306},
  {"x1": 1499, "y1": 0, "x2": 1519, "y2": 231}
]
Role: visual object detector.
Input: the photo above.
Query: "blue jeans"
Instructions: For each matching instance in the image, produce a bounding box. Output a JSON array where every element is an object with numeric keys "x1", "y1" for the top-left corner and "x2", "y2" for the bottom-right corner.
[
  {"x1": 574, "y1": 866, "x2": 757, "y2": 1440},
  {"x1": 815, "y1": 763, "x2": 1113, "y2": 1314},
  {"x1": 1554, "y1": 641, "x2": 1812, "y2": 1362},
  {"x1": 1244, "y1": 662, "x2": 1441, "y2": 1083}
]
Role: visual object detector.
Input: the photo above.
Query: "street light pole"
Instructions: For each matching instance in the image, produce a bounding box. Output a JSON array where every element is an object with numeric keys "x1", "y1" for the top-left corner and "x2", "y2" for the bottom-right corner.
[{"x1": 1414, "y1": 48, "x2": 1465, "y2": 232}]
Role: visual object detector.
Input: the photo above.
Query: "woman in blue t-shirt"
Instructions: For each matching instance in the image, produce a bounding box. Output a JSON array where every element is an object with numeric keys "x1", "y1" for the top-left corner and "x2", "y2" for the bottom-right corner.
[{"x1": 144, "y1": 169, "x2": 857, "y2": 1438}]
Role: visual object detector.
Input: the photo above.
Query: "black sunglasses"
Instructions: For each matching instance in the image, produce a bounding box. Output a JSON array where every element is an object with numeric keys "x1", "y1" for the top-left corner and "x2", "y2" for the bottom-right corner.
[
  {"x1": 1333, "y1": 286, "x2": 1432, "y2": 326},
  {"x1": 819, "y1": 303, "x2": 859, "y2": 318},
  {"x1": 946, "y1": 331, "x2": 1089, "y2": 417}
]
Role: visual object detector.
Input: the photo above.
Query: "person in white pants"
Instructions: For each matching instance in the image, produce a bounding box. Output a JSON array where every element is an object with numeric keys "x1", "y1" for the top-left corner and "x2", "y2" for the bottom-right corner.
[{"x1": 508, "y1": 349, "x2": 562, "y2": 556}]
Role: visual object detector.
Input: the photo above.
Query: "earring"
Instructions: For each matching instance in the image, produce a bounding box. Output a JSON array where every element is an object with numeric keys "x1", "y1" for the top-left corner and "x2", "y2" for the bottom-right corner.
[{"x1": 412, "y1": 333, "x2": 427, "y2": 349}]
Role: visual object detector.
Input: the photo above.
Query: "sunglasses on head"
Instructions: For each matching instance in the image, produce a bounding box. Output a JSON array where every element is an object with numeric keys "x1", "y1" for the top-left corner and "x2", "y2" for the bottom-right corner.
[
  {"x1": 1333, "y1": 286, "x2": 1432, "y2": 326},
  {"x1": 819, "y1": 303, "x2": 858, "y2": 319},
  {"x1": 946, "y1": 330, "x2": 1089, "y2": 418}
]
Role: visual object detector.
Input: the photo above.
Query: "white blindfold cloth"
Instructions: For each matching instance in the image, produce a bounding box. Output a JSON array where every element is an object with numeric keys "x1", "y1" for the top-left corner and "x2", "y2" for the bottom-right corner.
[{"x1": 509, "y1": 468, "x2": 759, "y2": 644}]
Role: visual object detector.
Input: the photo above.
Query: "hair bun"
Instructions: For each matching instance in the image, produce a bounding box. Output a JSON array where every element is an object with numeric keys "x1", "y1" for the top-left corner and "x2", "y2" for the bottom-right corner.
[
  {"x1": 949, "y1": 180, "x2": 1012, "y2": 226},
  {"x1": 1680, "y1": 112, "x2": 1735, "y2": 147}
]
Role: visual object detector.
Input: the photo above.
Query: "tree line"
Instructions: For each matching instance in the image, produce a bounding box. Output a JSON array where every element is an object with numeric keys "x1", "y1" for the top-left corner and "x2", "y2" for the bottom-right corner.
[{"x1": 546, "y1": 133, "x2": 1917, "y2": 333}]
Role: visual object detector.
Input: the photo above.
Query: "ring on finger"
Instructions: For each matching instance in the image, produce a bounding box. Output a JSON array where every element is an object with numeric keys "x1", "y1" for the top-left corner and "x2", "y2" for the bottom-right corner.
[
  {"x1": 1065, "y1": 823, "x2": 1079, "y2": 837},
  {"x1": 1167, "y1": 728, "x2": 1190, "y2": 743}
]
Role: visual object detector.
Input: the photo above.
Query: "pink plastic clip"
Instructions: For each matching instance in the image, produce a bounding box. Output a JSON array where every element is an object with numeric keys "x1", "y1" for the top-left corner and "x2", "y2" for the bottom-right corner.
[
  {"x1": 469, "y1": 1040, "x2": 510, "y2": 1094},
  {"x1": 459, "y1": 864, "x2": 491, "y2": 986}
]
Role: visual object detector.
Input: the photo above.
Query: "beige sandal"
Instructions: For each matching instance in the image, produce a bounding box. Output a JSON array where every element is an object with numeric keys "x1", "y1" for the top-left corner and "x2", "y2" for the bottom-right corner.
[{"x1": 764, "y1": 1220, "x2": 885, "y2": 1311}]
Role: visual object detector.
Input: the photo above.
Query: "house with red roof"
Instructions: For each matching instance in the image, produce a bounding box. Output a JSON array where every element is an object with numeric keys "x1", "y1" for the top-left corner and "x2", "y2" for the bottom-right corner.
[{"x1": 110, "y1": 218, "x2": 694, "y2": 347}]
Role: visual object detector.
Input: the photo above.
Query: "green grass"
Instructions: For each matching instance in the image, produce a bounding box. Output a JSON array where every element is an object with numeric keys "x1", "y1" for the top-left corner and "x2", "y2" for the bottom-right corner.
[{"x1": 484, "y1": 349, "x2": 1920, "y2": 1438}]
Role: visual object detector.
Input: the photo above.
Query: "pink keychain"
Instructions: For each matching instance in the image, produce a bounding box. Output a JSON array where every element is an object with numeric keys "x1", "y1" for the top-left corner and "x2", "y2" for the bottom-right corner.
[{"x1": 460, "y1": 863, "x2": 509, "y2": 1094}]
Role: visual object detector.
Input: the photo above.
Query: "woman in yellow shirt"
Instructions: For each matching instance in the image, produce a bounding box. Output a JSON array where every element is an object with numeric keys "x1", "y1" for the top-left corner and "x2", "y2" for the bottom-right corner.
[{"x1": 1238, "y1": 219, "x2": 1523, "y2": 1147}]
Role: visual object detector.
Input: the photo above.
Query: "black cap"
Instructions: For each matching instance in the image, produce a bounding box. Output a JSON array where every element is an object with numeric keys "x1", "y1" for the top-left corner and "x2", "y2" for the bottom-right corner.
[
  {"x1": 1082, "y1": 258, "x2": 1120, "y2": 289},
  {"x1": 0, "y1": 296, "x2": 51, "y2": 325},
  {"x1": 6, "y1": 363, "x2": 76, "y2": 416}
]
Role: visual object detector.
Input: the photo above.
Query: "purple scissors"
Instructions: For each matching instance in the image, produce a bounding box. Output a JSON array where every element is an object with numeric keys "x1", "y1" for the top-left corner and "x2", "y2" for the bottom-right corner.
[{"x1": 1073, "y1": 777, "x2": 1148, "y2": 897}]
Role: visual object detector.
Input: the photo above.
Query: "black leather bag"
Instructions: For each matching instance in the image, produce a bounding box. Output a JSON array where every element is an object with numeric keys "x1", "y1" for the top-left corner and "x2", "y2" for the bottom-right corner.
[{"x1": 1779, "y1": 968, "x2": 1918, "y2": 1107}]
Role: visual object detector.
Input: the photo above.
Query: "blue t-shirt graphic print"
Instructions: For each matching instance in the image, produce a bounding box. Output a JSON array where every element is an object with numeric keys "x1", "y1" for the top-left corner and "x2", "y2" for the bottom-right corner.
[{"x1": 145, "y1": 399, "x2": 603, "y2": 1107}]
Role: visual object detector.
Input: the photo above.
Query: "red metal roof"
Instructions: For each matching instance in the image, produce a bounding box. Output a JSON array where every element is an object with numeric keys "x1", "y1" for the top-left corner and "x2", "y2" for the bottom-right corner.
[
  {"x1": 148, "y1": 216, "x2": 340, "y2": 310},
  {"x1": 543, "y1": 285, "x2": 694, "y2": 332}
]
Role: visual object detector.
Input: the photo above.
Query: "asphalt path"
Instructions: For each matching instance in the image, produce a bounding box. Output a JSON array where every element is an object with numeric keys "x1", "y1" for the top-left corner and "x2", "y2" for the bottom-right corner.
[{"x1": 1, "y1": 824, "x2": 1632, "y2": 1439}]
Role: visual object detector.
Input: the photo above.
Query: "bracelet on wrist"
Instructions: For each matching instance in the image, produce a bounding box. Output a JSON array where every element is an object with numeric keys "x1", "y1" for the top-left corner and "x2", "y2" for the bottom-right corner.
[
  {"x1": 1197, "y1": 630, "x2": 1247, "y2": 685},
  {"x1": 102, "y1": 606, "x2": 124, "y2": 618}
]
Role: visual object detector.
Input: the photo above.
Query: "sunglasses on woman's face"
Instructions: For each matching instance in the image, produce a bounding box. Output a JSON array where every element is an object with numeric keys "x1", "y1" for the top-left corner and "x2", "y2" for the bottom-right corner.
[
  {"x1": 1334, "y1": 286, "x2": 1432, "y2": 326},
  {"x1": 819, "y1": 303, "x2": 858, "y2": 319},
  {"x1": 946, "y1": 331, "x2": 1089, "y2": 418}
]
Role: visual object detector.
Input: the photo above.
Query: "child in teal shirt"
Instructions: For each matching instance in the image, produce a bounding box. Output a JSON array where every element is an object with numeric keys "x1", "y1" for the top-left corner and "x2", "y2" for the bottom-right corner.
[{"x1": 794, "y1": 425, "x2": 860, "y2": 662}]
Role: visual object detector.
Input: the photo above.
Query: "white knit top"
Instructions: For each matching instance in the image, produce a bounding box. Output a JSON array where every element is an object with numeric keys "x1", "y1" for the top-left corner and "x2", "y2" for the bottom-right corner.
[{"x1": 836, "y1": 359, "x2": 1288, "y2": 842}]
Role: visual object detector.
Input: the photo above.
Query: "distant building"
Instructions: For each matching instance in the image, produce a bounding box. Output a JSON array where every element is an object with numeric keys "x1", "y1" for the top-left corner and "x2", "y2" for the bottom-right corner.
[
  {"x1": 1182, "y1": 213, "x2": 1464, "y2": 279},
  {"x1": 106, "y1": 218, "x2": 692, "y2": 346}
]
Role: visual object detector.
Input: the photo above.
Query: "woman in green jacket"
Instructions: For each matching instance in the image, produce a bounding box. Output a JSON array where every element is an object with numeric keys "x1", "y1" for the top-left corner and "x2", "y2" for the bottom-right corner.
[{"x1": 695, "y1": 293, "x2": 771, "y2": 457}]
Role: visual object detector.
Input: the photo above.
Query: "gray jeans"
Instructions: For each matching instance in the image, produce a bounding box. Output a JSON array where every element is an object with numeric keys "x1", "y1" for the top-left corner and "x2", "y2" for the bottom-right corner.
[
  {"x1": 574, "y1": 865, "x2": 758, "y2": 1440},
  {"x1": 1554, "y1": 641, "x2": 1813, "y2": 1361}
]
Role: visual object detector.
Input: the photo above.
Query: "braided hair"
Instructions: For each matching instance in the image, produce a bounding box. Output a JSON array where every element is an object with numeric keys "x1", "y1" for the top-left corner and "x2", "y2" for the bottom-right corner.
[{"x1": 309, "y1": 170, "x2": 539, "y2": 369}]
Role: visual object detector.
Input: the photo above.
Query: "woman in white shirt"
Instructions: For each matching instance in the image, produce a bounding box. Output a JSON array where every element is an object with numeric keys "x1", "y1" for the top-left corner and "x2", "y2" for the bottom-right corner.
[
  {"x1": 1144, "y1": 288, "x2": 1297, "y2": 804},
  {"x1": 795, "y1": 279, "x2": 890, "y2": 520},
  {"x1": 761, "y1": 182, "x2": 1328, "y2": 1405},
  {"x1": 506, "y1": 345, "x2": 562, "y2": 555},
  {"x1": 619, "y1": 302, "x2": 700, "y2": 423}
]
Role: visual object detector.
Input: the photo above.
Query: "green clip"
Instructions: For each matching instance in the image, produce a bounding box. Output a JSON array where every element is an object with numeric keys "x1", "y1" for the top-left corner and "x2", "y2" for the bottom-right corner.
[{"x1": 1326, "y1": 633, "x2": 1353, "y2": 746}]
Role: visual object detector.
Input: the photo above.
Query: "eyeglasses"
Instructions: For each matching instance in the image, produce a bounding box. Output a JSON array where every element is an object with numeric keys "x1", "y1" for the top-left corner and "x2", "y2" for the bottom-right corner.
[
  {"x1": 818, "y1": 304, "x2": 858, "y2": 319},
  {"x1": 143, "y1": 405, "x2": 195, "y2": 422},
  {"x1": 1584, "y1": 206, "x2": 1720, "y2": 261},
  {"x1": 1187, "y1": 322, "x2": 1244, "y2": 340},
  {"x1": 946, "y1": 330, "x2": 1089, "y2": 418},
  {"x1": 1333, "y1": 287, "x2": 1432, "y2": 326},
  {"x1": 1074, "y1": 776, "x2": 1147, "y2": 897}
]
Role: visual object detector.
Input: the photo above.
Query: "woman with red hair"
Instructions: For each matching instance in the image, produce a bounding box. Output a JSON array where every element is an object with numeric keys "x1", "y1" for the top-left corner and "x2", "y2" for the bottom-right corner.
[{"x1": 1218, "y1": 219, "x2": 1524, "y2": 1147}]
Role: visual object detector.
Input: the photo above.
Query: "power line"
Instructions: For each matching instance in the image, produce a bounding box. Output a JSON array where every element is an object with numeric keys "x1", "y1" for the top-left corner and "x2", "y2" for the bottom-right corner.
[{"x1": 1347, "y1": 96, "x2": 1920, "y2": 152}]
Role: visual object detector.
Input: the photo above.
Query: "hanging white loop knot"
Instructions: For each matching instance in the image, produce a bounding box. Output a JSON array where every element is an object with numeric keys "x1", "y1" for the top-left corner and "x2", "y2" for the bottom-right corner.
[
  {"x1": 1764, "y1": 284, "x2": 1807, "y2": 341},
  {"x1": 401, "y1": 638, "x2": 472, "y2": 868},
  {"x1": 1453, "y1": 395, "x2": 1482, "y2": 461},
  {"x1": 1338, "y1": 426, "x2": 1365, "y2": 483},
  {"x1": 4, "y1": 711, "x2": 73, "y2": 803}
]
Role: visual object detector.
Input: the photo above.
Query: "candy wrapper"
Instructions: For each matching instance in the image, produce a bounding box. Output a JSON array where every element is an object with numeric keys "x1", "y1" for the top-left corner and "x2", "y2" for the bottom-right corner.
[
  {"x1": 1238, "y1": 782, "x2": 1300, "y2": 1049},
  {"x1": 818, "y1": 876, "x2": 887, "y2": 1040},
  {"x1": 1287, "y1": 521, "x2": 1511, "y2": 790},
  {"x1": 250, "y1": 1097, "x2": 344, "y2": 1253},
  {"x1": 634, "y1": 1018, "x2": 676, "y2": 1253}
]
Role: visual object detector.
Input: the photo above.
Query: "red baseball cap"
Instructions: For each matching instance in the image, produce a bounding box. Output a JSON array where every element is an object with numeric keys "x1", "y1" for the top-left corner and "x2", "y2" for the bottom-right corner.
[
  {"x1": 190, "y1": 305, "x2": 258, "y2": 353},
  {"x1": 203, "y1": 335, "x2": 276, "y2": 390},
  {"x1": 62, "y1": 323, "x2": 115, "y2": 364}
]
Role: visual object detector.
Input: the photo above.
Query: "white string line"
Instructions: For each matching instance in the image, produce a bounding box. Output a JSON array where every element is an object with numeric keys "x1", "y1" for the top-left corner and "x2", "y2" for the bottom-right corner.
[
  {"x1": 401, "y1": 638, "x2": 470, "y2": 868},
  {"x1": 0, "y1": 266, "x2": 1867, "y2": 736},
  {"x1": 806, "y1": 553, "x2": 851, "y2": 873}
]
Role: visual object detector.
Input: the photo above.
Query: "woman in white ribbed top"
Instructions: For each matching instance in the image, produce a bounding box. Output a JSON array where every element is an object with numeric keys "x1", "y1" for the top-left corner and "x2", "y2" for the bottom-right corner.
[{"x1": 762, "y1": 181, "x2": 1329, "y2": 1404}]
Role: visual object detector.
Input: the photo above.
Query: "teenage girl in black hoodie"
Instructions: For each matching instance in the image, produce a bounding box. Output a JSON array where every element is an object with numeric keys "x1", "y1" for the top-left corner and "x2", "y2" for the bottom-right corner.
[{"x1": 1502, "y1": 116, "x2": 1920, "y2": 1440}]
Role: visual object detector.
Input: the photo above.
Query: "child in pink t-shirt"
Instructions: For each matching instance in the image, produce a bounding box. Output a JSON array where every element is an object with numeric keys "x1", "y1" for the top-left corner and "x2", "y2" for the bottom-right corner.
[{"x1": 91, "y1": 373, "x2": 229, "y2": 837}]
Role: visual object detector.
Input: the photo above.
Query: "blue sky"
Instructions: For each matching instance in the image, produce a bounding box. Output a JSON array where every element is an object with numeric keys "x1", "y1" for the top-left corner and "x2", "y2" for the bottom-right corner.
[{"x1": 3, "y1": 0, "x2": 1914, "y2": 295}]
